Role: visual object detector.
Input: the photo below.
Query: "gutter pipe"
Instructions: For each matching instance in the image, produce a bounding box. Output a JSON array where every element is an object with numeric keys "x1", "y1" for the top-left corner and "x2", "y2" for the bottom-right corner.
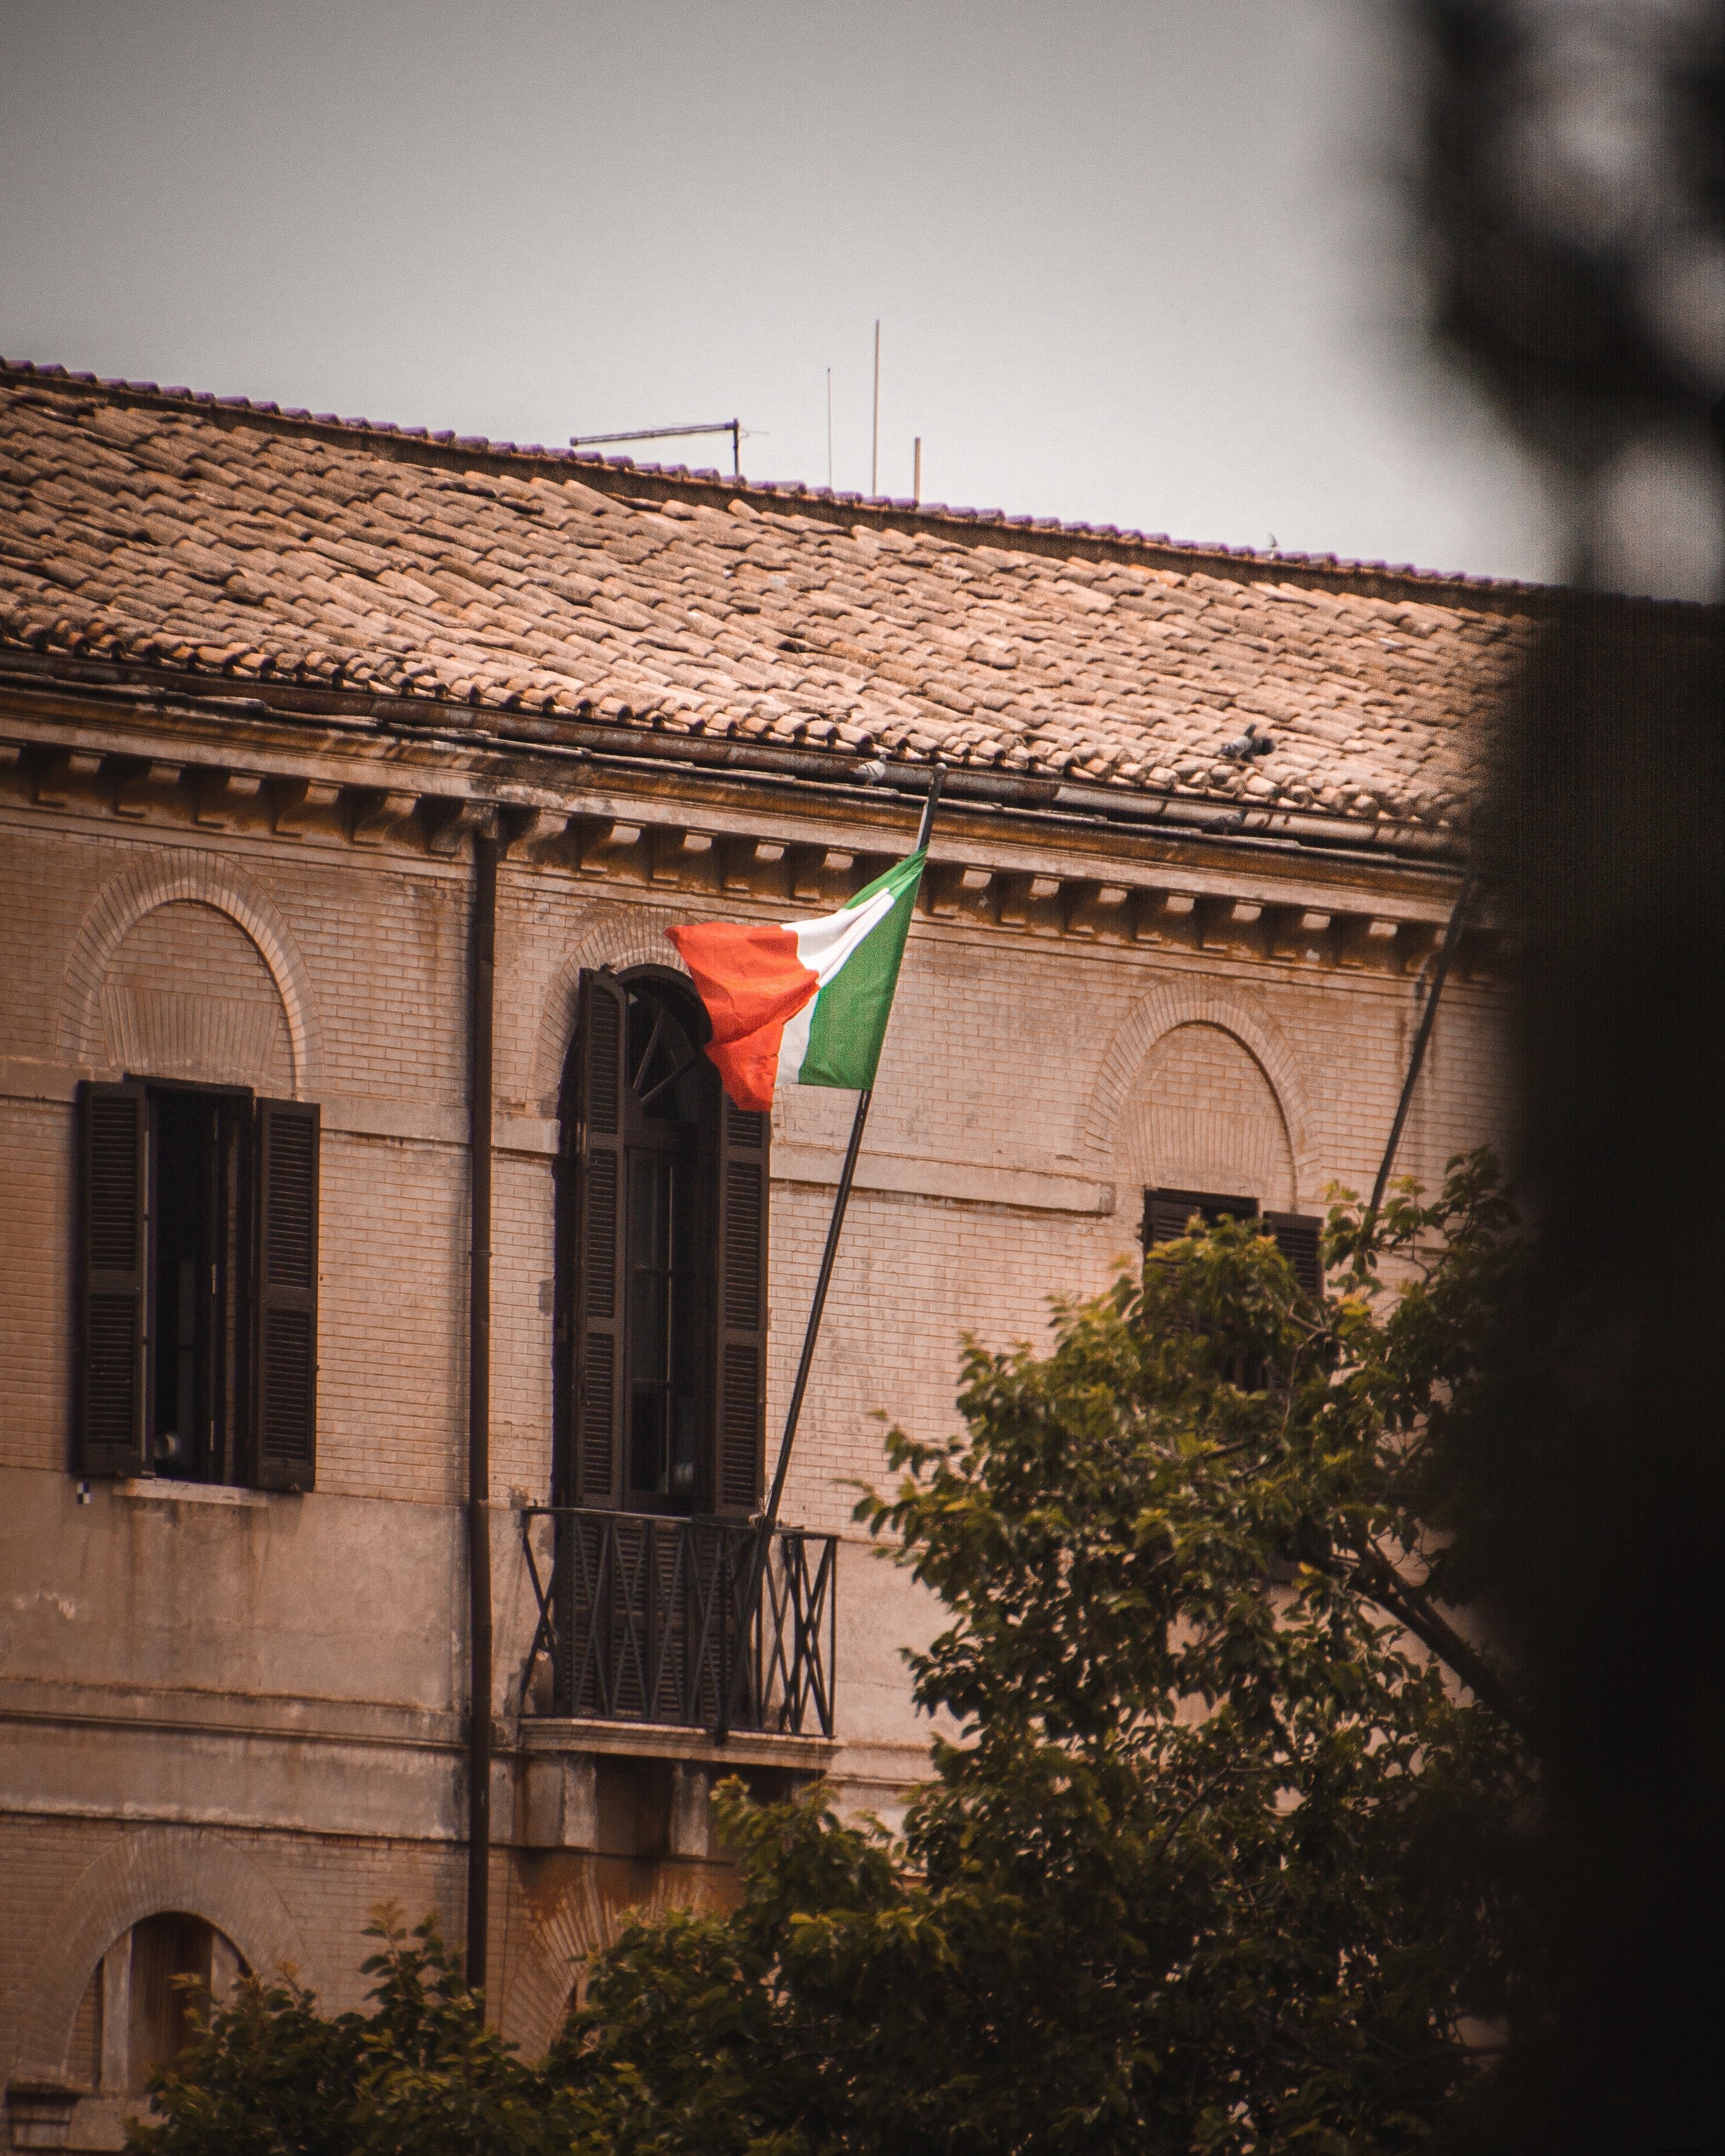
[{"x1": 465, "y1": 830, "x2": 498, "y2": 1993}]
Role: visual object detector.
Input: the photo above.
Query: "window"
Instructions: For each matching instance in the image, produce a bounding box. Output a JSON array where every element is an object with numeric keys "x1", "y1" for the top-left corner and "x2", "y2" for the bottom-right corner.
[
  {"x1": 1141, "y1": 1186, "x2": 1322, "y2": 1294},
  {"x1": 76, "y1": 1080, "x2": 320, "y2": 1489},
  {"x1": 66, "y1": 1914, "x2": 248, "y2": 2096},
  {"x1": 556, "y1": 968, "x2": 769, "y2": 1516}
]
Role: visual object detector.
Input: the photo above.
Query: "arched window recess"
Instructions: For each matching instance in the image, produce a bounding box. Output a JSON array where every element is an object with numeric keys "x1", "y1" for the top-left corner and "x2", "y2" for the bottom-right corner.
[{"x1": 555, "y1": 967, "x2": 769, "y2": 1519}]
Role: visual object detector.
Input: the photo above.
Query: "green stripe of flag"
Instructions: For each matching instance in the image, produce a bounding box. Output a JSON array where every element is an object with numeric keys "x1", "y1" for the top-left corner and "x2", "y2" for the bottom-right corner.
[{"x1": 799, "y1": 849, "x2": 925, "y2": 1090}]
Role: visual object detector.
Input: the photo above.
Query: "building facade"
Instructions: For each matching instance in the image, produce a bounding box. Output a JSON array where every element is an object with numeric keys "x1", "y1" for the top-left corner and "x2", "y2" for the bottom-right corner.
[{"x1": 0, "y1": 360, "x2": 1527, "y2": 2149}]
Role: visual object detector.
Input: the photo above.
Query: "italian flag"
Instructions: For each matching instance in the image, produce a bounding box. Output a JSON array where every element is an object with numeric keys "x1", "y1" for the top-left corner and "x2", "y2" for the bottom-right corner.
[{"x1": 665, "y1": 851, "x2": 927, "y2": 1113}]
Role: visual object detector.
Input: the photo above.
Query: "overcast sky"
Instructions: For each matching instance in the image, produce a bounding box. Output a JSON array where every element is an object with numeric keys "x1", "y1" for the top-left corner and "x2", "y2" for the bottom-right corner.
[{"x1": 0, "y1": 0, "x2": 1561, "y2": 583}]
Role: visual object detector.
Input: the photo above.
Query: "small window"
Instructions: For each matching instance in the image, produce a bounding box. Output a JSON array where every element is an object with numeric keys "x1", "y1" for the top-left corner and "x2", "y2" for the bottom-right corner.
[
  {"x1": 66, "y1": 1914, "x2": 248, "y2": 2095},
  {"x1": 555, "y1": 968, "x2": 769, "y2": 1516},
  {"x1": 1142, "y1": 1186, "x2": 1323, "y2": 1296},
  {"x1": 76, "y1": 1081, "x2": 320, "y2": 1489}
]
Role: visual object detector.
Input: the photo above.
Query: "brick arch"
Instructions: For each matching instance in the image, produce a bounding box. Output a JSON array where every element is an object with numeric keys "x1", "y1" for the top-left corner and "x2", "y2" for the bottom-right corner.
[
  {"x1": 56, "y1": 848, "x2": 322, "y2": 1094},
  {"x1": 1083, "y1": 980, "x2": 1320, "y2": 1208},
  {"x1": 8, "y1": 1828, "x2": 308, "y2": 2085},
  {"x1": 527, "y1": 901, "x2": 690, "y2": 1115},
  {"x1": 499, "y1": 1863, "x2": 727, "y2": 2060}
]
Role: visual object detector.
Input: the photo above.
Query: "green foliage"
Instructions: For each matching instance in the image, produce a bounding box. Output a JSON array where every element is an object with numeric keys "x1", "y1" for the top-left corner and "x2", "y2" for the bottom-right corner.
[
  {"x1": 131, "y1": 1153, "x2": 1528, "y2": 2154},
  {"x1": 548, "y1": 1151, "x2": 1528, "y2": 2156},
  {"x1": 128, "y1": 1909, "x2": 565, "y2": 2156}
]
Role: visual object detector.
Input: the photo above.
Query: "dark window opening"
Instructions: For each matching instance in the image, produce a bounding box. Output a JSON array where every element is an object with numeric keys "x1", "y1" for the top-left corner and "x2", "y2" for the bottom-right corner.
[
  {"x1": 623, "y1": 985, "x2": 710, "y2": 1510},
  {"x1": 557, "y1": 968, "x2": 769, "y2": 1517},
  {"x1": 76, "y1": 1080, "x2": 319, "y2": 1489},
  {"x1": 148, "y1": 1088, "x2": 250, "y2": 1483},
  {"x1": 65, "y1": 1912, "x2": 248, "y2": 2096},
  {"x1": 128, "y1": 1913, "x2": 214, "y2": 2086}
]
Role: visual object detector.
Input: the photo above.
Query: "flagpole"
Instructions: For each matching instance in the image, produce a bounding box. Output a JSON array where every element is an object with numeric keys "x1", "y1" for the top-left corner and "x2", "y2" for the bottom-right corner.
[{"x1": 715, "y1": 766, "x2": 944, "y2": 1739}]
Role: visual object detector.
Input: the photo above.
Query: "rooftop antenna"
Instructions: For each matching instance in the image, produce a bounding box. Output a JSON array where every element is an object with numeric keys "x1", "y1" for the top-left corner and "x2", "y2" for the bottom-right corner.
[
  {"x1": 827, "y1": 368, "x2": 834, "y2": 489},
  {"x1": 913, "y1": 435, "x2": 922, "y2": 507},
  {"x1": 570, "y1": 418, "x2": 742, "y2": 479},
  {"x1": 870, "y1": 320, "x2": 881, "y2": 497}
]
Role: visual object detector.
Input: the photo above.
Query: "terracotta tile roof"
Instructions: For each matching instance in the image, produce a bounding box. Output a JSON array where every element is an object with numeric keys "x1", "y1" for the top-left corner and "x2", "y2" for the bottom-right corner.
[{"x1": 0, "y1": 360, "x2": 1545, "y2": 833}]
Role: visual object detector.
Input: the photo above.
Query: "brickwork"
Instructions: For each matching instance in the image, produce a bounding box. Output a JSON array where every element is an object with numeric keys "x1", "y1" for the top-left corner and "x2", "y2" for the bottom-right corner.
[
  {"x1": 1, "y1": 678, "x2": 1506, "y2": 2082},
  {"x1": 0, "y1": 1812, "x2": 468, "y2": 2084},
  {"x1": 0, "y1": 1099, "x2": 73, "y2": 1475},
  {"x1": 317, "y1": 1131, "x2": 469, "y2": 1506}
]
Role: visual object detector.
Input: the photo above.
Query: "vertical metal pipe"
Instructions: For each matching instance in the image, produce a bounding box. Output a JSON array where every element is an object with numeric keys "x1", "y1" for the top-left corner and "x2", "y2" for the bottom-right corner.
[
  {"x1": 1362, "y1": 872, "x2": 1477, "y2": 1246},
  {"x1": 871, "y1": 320, "x2": 881, "y2": 497},
  {"x1": 913, "y1": 437, "x2": 922, "y2": 506},
  {"x1": 466, "y1": 832, "x2": 497, "y2": 1993}
]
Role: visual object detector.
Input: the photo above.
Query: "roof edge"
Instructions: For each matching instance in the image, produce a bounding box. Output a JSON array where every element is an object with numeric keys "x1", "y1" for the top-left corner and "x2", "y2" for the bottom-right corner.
[{"x1": 0, "y1": 355, "x2": 1593, "y2": 623}]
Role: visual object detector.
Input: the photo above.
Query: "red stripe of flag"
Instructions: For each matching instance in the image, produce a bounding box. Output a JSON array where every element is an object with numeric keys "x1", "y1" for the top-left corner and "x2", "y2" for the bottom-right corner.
[{"x1": 663, "y1": 920, "x2": 817, "y2": 1114}]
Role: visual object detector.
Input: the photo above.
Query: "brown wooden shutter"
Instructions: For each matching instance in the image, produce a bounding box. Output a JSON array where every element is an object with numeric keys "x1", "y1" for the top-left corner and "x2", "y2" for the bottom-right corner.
[
  {"x1": 713, "y1": 1092, "x2": 769, "y2": 1514},
  {"x1": 1263, "y1": 1211, "x2": 1323, "y2": 1297},
  {"x1": 574, "y1": 971, "x2": 627, "y2": 1505},
  {"x1": 76, "y1": 1080, "x2": 148, "y2": 1477},
  {"x1": 253, "y1": 1098, "x2": 319, "y2": 1491}
]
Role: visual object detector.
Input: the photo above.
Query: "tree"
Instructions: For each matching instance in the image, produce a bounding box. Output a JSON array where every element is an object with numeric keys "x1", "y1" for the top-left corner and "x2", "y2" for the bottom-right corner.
[
  {"x1": 129, "y1": 1910, "x2": 566, "y2": 2156},
  {"x1": 131, "y1": 1153, "x2": 1529, "y2": 2155}
]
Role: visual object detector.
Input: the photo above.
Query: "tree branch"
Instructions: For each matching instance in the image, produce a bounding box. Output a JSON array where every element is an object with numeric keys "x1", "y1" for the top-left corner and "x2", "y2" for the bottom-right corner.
[{"x1": 1345, "y1": 1544, "x2": 1526, "y2": 1735}]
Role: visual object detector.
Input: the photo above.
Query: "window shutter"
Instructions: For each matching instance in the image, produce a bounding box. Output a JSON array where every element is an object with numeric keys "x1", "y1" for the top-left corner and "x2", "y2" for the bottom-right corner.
[
  {"x1": 713, "y1": 1092, "x2": 769, "y2": 1514},
  {"x1": 76, "y1": 1080, "x2": 148, "y2": 1477},
  {"x1": 1141, "y1": 1188, "x2": 1259, "y2": 1248},
  {"x1": 1263, "y1": 1211, "x2": 1323, "y2": 1297},
  {"x1": 573, "y1": 971, "x2": 627, "y2": 1506},
  {"x1": 253, "y1": 1099, "x2": 319, "y2": 1492}
]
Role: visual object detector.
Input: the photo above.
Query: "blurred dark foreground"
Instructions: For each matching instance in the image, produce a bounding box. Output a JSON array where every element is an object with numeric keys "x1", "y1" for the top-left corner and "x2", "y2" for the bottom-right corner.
[{"x1": 1414, "y1": 4, "x2": 1724, "y2": 2148}]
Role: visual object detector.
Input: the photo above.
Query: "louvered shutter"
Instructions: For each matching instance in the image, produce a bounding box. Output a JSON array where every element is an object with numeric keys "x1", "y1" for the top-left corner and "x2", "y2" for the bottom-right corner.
[
  {"x1": 574, "y1": 971, "x2": 627, "y2": 1505},
  {"x1": 76, "y1": 1080, "x2": 148, "y2": 1476},
  {"x1": 1263, "y1": 1211, "x2": 1323, "y2": 1297},
  {"x1": 1141, "y1": 1188, "x2": 1259, "y2": 1248},
  {"x1": 713, "y1": 1093, "x2": 769, "y2": 1515},
  {"x1": 253, "y1": 1099, "x2": 319, "y2": 1491}
]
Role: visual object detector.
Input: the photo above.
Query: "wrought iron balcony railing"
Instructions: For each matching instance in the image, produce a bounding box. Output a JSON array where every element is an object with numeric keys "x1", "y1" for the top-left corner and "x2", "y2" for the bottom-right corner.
[{"x1": 519, "y1": 1507, "x2": 838, "y2": 1738}]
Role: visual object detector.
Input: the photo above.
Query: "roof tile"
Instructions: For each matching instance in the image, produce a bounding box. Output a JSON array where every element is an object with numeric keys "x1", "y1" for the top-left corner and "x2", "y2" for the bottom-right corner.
[{"x1": 0, "y1": 362, "x2": 1562, "y2": 830}]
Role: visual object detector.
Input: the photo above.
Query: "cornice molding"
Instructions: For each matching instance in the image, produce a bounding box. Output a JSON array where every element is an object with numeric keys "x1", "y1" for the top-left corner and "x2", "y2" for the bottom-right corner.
[{"x1": 1, "y1": 710, "x2": 1500, "y2": 998}]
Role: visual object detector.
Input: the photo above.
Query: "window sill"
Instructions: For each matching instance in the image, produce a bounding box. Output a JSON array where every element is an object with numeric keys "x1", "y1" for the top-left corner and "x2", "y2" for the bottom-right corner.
[{"x1": 112, "y1": 1478, "x2": 270, "y2": 1509}]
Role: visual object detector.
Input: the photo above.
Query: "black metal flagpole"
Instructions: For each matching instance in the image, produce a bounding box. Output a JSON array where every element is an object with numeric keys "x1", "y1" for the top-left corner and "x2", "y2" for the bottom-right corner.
[
  {"x1": 1356, "y1": 870, "x2": 1477, "y2": 1266},
  {"x1": 715, "y1": 766, "x2": 944, "y2": 1739}
]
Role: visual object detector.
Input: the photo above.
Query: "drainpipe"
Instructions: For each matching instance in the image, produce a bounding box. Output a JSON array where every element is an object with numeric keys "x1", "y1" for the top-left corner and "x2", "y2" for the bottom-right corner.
[{"x1": 466, "y1": 830, "x2": 498, "y2": 1994}]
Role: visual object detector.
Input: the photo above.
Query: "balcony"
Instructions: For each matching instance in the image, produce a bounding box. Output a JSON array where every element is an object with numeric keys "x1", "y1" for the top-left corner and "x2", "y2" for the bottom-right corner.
[{"x1": 519, "y1": 1509, "x2": 838, "y2": 1738}]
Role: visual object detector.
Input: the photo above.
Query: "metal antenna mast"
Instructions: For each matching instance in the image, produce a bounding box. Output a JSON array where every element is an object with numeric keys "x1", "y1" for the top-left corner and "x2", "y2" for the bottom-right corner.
[
  {"x1": 570, "y1": 419, "x2": 742, "y2": 479},
  {"x1": 870, "y1": 320, "x2": 881, "y2": 496}
]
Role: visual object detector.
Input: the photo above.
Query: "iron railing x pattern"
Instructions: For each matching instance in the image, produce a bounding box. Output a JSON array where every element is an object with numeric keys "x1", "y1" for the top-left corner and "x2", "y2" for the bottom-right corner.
[{"x1": 519, "y1": 1508, "x2": 837, "y2": 1737}]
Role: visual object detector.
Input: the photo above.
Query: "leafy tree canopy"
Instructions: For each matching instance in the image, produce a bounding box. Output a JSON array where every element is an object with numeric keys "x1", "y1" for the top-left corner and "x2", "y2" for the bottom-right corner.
[{"x1": 133, "y1": 1153, "x2": 1528, "y2": 2156}]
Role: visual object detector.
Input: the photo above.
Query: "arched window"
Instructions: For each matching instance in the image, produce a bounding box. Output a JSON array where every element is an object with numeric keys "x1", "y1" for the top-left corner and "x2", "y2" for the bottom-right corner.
[
  {"x1": 555, "y1": 968, "x2": 769, "y2": 1516},
  {"x1": 66, "y1": 1913, "x2": 248, "y2": 2095}
]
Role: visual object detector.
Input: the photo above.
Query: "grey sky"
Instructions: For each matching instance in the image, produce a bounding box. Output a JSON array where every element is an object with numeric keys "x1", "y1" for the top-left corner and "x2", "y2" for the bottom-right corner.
[{"x1": 0, "y1": 0, "x2": 1560, "y2": 582}]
